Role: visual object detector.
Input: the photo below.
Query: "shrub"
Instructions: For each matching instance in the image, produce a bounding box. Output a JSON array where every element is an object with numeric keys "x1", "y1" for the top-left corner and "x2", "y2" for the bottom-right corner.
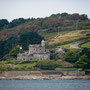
[
  {"x1": 64, "y1": 49, "x2": 80, "y2": 63},
  {"x1": 76, "y1": 54, "x2": 90, "y2": 69},
  {"x1": 8, "y1": 45, "x2": 21, "y2": 57},
  {"x1": 35, "y1": 60, "x2": 62, "y2": 70}
]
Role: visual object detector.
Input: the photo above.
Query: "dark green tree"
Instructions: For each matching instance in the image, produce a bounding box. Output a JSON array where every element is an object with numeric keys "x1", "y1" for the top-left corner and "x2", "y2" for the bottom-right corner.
[
  {"x1": 36, "y1": 61, "x2": 61, "y2": 70},
  {"x1": 76, "y1": 54, "x2": 90, "y2": 69},
  {"x1": 0, "y1": 36, "x2": 18, "y2": 59},
  {"x1": 64, "y1": 50, "x2": 80, "y2": 63},
  {"x1": 80, "y1": 48, "x2": 90, "y2": 60},
  {"x1": 81, "y1": 14, "x2": 88, "y2": 20},
  {"x1": 8, "y1": 45, "x2": 21, "y2": 57},
  {"x1": 19, "y1": 32, "x2": 44, "y2": 50},
  {"x1": 8, "y1": 18, "x2": 26, "y2": 28},
  {"x1": 0, "y1": 19, "x2": 9, "y2": 30}
]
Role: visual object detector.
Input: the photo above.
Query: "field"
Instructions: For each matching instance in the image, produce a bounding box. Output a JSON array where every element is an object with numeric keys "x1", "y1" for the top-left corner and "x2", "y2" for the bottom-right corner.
[{"x1": 41, "y1": 29, "x2": 90, "y2": 48}]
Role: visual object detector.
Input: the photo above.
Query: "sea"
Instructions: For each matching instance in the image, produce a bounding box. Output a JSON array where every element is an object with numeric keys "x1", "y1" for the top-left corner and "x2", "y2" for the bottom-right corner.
[{"x1": 0, "y1": 80, "x2": 90, "y2": 90}]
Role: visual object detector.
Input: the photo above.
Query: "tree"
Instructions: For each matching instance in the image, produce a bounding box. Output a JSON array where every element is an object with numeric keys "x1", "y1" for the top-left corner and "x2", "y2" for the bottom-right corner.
[
  {"x1": 35, "y1": 61, "x2": 61, "y2": 70},
  {"x1": 8, "y1": 45, "x2": 21, "y2": 57},
  {"x1": 0, "y1": 19, "x2": 9, "y2": 30},
  {"x1": 19, "y1": 32, "x2": 44, "y2": 50},
  {"x1": 81, "y1": 14, "x2": 88, "y2": 20},
  {"x1": 60, "y1": 13, "x2": 68, "y2": 18},
  {"x1": 80, "y1": 48, "x2": 90, "y2": 60},
  {"x1": 8, "y1": 18, "x2": 26, "y2": 28},
  {"x1": 0, "y1": 36, "x2": 18, "y2": 58},
  {"x1": 64, "y1": 50, "x2": 80, "y2": 63},
  {"x1": 76, "y1": 55, "x2": 90, "y2": 69}
]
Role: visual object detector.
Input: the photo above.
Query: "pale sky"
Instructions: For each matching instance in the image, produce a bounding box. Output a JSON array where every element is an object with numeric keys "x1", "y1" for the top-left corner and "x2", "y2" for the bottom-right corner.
[{"x1": 0, "y1": 0, "x2": 90, "y2": 21}]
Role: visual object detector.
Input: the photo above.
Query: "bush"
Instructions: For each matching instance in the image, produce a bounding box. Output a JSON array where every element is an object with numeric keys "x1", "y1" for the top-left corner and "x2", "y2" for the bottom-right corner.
[
  {"x1": 64, "y1": 49, "x2": 80, "y2": 63},
  {"x1": 35, "y1": 60, "x2": 62, "y2": 70},
  {"x1": 76, "y1": 54, "x2": 90, "y2": 69},
  {"x1": 8, "y1": 45, "x2": 21, "y2": 57}
]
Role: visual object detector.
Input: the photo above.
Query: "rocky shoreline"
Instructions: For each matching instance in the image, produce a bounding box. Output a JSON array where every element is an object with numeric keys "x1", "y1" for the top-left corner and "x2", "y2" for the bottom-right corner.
[
  {"x1": 0, "y1": 75, "x2": 90, "y2": 80},
  {"x1": 0, "y1": 70, "x2": 90, "y2": 80}
]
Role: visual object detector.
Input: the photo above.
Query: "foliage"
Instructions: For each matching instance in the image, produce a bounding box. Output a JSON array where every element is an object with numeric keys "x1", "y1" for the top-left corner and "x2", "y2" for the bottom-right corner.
[
  {"x1": 80, "y1": 48, "x2": 90, "y2": 60},
  {"x1": 0, "y1": 19, "x2": 9, "y2": 30},
  {"x1": 55, "y1": 68, "x2": 79, "y2": 70},
  {"x1": 0, "y1": 13, "x2": 90, "y2": 41},
  {"x1": 8, "y1": 18, "x2": 26, "y2": 28},
  {"x1": 80, "y1": 42, "x2": 90, "y2": 48},
  {"x1": 64, "y1": 49, "x2": 80, "y2": 63},
  {"x1": 54, "y1": 53, "x2": 64, "y2": 60},
  {"x1": 0, "y1": 36, "x2": 18, "y2": 59},
  {"x1": 35, "y1": 60, "x2": 62, "y2": 70},
  {"x1": 60, "y1": 61, "x2": 73, "y2": 67},
  {"x1": 8, "y1": 45, "x2": 21, "y2": 57},
  {"x1": 19, "y1": 32, "x2": 44, "y2": 50},
  {"x1": 15, "y1": 63, "x2": 35, "y2": 70},
  {"x1": 0, "y1": 32, "x2": 44, "y2": 59},
  {"x1": 76, "y1": 55, "x2": 90, "y2": 69}
]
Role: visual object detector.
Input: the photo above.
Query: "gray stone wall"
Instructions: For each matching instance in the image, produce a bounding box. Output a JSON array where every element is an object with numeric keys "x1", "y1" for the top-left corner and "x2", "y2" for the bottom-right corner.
[
  {"x1": 17, "y1": 53, "x2": 28, "y2": 61},
  {"x1": 17, "y1": 40, "x2": 50, "y2": 61},
  {"x1": 33, "y1": 53, "x2": 50, "y2": 60},
  {"x1": 29, "y1": 45, "x2": 45, "y2": 54},
  {"x1": 0, "y1": 70, "x2": 85, "y2": 77}
]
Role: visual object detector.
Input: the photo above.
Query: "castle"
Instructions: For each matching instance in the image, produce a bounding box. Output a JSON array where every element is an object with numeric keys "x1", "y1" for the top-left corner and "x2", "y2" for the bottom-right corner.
[{"x1": 17, "y1": 40, "x2": 50, "y2": 61}]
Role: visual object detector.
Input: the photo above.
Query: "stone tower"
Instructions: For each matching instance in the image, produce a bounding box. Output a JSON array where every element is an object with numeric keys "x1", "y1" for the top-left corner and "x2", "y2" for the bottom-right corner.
[
  {"x1": 17, "y1": 40, "x2": 50, "y2": 61},
  {"x1": 41, "y1": 40, "x2": 45, "y2": 47}
]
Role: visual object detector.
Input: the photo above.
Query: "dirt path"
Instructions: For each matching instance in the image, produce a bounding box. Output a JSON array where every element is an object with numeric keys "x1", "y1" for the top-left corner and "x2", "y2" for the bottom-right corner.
[{"x1": 70, "y1": 43, "x2": 80, "y2": 49}]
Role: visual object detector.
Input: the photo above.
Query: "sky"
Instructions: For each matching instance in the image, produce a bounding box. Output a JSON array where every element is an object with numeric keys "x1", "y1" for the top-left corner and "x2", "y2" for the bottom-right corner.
[{"x1": 0, "y1": 0, "x2": 90, "y2": 21}]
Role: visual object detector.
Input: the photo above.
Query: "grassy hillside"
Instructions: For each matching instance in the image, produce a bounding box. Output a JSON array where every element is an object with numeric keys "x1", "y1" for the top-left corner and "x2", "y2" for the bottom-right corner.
[
  {"x1": 40, "y1": 29, "x2": 90, "y2": 48},
  {"x1": 0, "y1": 13, "x2": 90, "y2": 70}
]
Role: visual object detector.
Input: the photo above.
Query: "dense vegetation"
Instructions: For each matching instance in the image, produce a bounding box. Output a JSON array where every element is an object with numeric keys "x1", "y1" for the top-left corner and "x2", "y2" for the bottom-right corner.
[
  {"x1": 0, "y1": 32, "x2": 44, "y2": 59},
  {"x1": 64, "y1": 48, "x2": 90, "y2": 69},
  {"x1": 0, "y1": 12, "x2": 90, "y2": 71}
]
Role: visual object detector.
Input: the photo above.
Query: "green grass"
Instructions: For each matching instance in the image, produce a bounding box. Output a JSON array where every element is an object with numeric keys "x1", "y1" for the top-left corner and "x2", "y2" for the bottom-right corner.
[
  {"x1": 57, "y1": 40, "x2": 85, "y2": 49},
  {"x1": 57, "y1": 43, "x2": 73, "y2": 48},
  {"x1": 80, "y1": 42, "x2": 90, "y2": 48},
  {"x1": 0, "y1": 59, "x2": 18, "y2": 66},
  {"x1": 55, "y1": 68, "x2": 81, "y2": 70},
  {"x1": 40, "y1": 32, "x2": 58, "y2": 41},
  {"x1": 0, "y1": 61, "x2": 8, "y2": 65},
  {"x1": 42, "y1": 29, "x2": 90, "y2": 46},
  {"x1": 15, "y1": 63, "x2": 36, "y2": 68},
  {"x1": 84, "y1": 69, "x2": 90, "y2": 71}
]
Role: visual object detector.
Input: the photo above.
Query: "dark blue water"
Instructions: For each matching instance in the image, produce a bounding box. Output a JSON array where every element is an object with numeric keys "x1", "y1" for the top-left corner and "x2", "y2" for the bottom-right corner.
[{"x1": 0, "y1": 80, "x2": 90, "y2": 90}]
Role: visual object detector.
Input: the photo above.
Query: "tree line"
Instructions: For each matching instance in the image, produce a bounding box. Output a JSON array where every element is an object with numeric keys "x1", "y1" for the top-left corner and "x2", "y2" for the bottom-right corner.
[{"x1": 0, "y1": 13, "x2": 89, "y2": 31}]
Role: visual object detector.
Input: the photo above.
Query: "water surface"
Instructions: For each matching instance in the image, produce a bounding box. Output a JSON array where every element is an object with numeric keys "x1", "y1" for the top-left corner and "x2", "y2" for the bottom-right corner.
[{"x1": 0, "y1": 80, "x2": 90, "y2": 90}]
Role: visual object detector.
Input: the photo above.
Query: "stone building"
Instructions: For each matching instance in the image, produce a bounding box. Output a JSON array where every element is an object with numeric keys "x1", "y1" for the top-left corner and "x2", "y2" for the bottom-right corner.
[
  {"x1": 55, "y1": 48, "x2": 65, "y2": 55},
  {"x1": 17, "y1": 40, "x2": 50, "y2": 61}
]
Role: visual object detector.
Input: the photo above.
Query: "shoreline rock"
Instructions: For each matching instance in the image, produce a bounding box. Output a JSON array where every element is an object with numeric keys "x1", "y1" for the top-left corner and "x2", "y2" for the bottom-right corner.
[{"x1": 0, "y1": 75, "x2": 90, "y2": 80}]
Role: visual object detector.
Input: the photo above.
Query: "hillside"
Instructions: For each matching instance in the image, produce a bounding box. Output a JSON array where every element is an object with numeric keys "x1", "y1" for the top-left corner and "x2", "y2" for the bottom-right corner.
[
  {"x1": 41, "y1": 29, "x2": 90, "y2": 48},
  {"x1": 0, "y1": 13, "x2": 90, "y2": 71},
  {"x1": 0, "y1": 13, "x2": 90, "y2": 58},
  {"x1": 0, "y1": 13, "x2": 90, "y2": 40}
]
